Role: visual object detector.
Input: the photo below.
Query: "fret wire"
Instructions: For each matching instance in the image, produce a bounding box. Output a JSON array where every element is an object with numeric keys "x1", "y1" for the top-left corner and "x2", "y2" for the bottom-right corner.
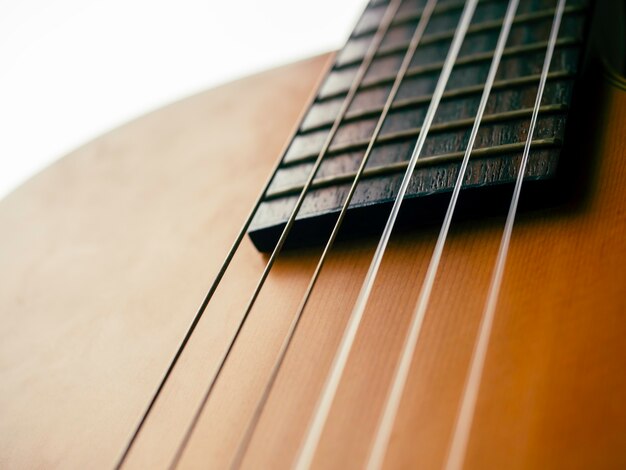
[
  {"x1": 444, "y1": 2, "x2": 568, "y2": 469},
  {"x1": 366, "y1": 1, "x2": 520, "y2": 467},
  {"x1": 306, "y1": 38, "x2": 577, "y2": 133},
  {"x1": 162, "y1": 1, "x2": 405, "y2": 468},
  {"x1": 360, "y1": 34, "x2": 576, "y2": 89},
  {"x1": 335, "y1": 70, "x2": 573, "y2": 130},
  {"x1": 294, "y1": 1, "x2": 479, "y2": 468},
  {"x1": 352, "y1": 0, "x2": 503, "y2": 39},
  {"x1": 229, "y1": 1, "x2": 441, "y2": 467},
  {"x1": 325, "y1": 4, "x2": 583, "y2": 101},
  {"x1": 289, "y1": 102, "x2": 568, "y2": 165},
  {"x1": 352, "y1": 0, "x2": 468, "y2": 39},
  {"x1": 342, "y1": 4, "x2": 583, "y2": 70},
  {"x1": 266, "y1": 135, "x2": 562, "y2": 201},
  {"x1": 350, "y1": 2, "x2": 582, "y2": 57}
]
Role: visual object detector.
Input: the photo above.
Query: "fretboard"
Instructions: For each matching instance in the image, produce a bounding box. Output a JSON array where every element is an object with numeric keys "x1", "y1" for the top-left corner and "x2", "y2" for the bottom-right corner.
[{"x1": 248, "y1": 0, "x2": 593, "y2": 251}]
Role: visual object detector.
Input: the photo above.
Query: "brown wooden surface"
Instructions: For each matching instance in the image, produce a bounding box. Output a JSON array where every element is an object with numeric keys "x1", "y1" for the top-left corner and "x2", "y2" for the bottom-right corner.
[
  {"x1": 0, "y1": 51, "x2": 625, "y2": 469},
  {"x1": 249, "y1": 0, "x2": 591, "y2": 252},
  {"x1": 0, "y1": 54, "x2": 331, "y2": 469}
]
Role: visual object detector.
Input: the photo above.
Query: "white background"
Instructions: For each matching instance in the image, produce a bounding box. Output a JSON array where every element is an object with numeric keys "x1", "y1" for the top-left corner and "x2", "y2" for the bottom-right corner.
[{"x1": 0, "y1": 0, "x2": 367, "y2": 199}]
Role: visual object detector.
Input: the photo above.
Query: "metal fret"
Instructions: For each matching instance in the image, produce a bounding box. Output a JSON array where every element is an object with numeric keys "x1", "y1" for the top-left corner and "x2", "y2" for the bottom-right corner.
[
  {"x1": 352, "y1": 0, "x2": 469, "y2": 39},
  {"x1": 352, "y1": 0, "x2": 528, "y2": 40},
  {"x1": 322, "y1": 6, "x2": 583, "y2": 101},
  {"x1": 285, "y1": 103, "x2": 567, "y2": 166},
  {"x1": 341, "y1": 4, "x2": 584, "y2": 69},
  {"x1": 265, "y1": 137, "x2": 560, "y2": 201},
  {"x1": 267, "y1": 138, "x2": 560, "y2": 202},
  {"x1": 304, "y1": 41, "x2": 577, "y2": 133},
  {"x1": 342, "y1": 70, "x2": 574, "y2": 123}
]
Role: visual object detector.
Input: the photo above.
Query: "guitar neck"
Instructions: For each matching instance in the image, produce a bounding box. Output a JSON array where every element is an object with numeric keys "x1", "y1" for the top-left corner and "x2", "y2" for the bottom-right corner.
[{"x1": 248, "y1": 0, "x2": 594, "y2": 252}]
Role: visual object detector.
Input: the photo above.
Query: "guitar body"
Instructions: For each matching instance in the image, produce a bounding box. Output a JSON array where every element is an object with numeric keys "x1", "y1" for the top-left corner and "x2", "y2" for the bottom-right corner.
[{"x1": 1, "y1": 52, "x2": 625, "y2": 469}]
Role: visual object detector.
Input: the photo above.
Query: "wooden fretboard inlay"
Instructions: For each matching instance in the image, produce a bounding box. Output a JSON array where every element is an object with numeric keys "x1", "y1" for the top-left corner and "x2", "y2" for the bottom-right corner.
[{"x1": 248, "y1": 0, "x2": 593, "y2": 251}]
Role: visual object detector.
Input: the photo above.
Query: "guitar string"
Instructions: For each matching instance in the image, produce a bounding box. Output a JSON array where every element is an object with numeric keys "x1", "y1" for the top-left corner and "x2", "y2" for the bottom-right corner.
[
  {"x1": 227, "y1": 0, "x2": 439, "y2": 467},
  {"x1": 112, "y1": 48, "x2": 336, "y2": 470},
  {"x1": 111, "y1": 0, "x2": 563, "y2": 468},
  {"x1": 294, "y1": 1, "x2": 480, "y2": 468},
  {"x1": 444, "y1": 1, "x2": 567, "y2": 469},
  {"x1": 164, "y1": 1, "x2": 404, "y2": 467},
  {"x1": 365, "y1": 0, "x2": 520, "y2": 467}
]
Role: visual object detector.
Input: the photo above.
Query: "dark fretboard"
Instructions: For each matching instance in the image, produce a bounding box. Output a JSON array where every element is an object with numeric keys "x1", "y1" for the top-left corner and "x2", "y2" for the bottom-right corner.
[{"x1": 248, "y1": 0, "x2": 594, "y2": 251}]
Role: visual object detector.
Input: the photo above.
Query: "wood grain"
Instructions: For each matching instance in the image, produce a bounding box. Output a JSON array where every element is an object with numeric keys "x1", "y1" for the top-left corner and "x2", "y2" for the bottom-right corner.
[
  {"x1": 249, "y1": 0, "x2": 592, "y2": 252},
  {"x1": 0, "y1": 52, "x2": 625, "y2": 469},
  {"x1": 0, "y1": 54, "x2": 332, "y2": 469}
]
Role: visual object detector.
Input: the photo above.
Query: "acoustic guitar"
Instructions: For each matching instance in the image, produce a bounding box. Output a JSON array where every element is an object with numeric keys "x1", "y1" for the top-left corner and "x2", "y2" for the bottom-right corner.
[{"x1": 1, "y1": 0, "x2": 625, "y2": 468}]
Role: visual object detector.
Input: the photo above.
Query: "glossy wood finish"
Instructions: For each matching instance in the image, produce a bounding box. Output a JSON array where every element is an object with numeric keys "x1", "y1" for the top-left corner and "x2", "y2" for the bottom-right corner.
[
  {"x1": 249, "y1": 0, "x2": 592, "y2": 251},
  {"x1": 0, "y1": 54, "x2": 332, "y2": 469},
  {"x1": 0, "y1": 53, "x2": 625, "y2": 469}
]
